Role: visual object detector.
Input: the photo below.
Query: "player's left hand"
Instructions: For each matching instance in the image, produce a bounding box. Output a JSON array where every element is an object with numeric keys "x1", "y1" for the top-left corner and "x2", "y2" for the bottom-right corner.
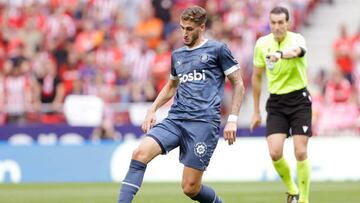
[
  {"x1": 223, "y1": 122, "x2": 237, "y2": 145},
  {"x1": 266, "y1": 51, "x2": 281, "y2": 62},
  {"x1": 142, "y1": 110, "x2": 156, "y2": 133}
]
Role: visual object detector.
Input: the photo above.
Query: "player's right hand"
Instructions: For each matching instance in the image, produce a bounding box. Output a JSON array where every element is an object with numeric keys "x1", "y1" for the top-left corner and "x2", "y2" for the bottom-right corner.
[
  {"x1": 250, "y1": 112, "x2": 261, "y2": 133},
  {"x1": 141, "y1": 110, "x2": 157, "y2": 133}
]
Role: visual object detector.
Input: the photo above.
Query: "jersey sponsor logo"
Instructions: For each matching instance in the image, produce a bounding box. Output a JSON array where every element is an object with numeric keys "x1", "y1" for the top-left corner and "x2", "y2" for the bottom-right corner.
[
  {"x1": 178, "y1": 70, "x2": 206, "y2": 83},
  {"x1": 194, "y1": 142, "x2": 207, "y2": 157}
]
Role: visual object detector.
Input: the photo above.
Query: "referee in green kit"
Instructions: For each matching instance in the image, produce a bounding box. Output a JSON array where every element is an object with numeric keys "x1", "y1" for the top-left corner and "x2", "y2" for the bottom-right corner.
[{"x1": 250, "y1": 6, "x2": 311, "y2": 203}]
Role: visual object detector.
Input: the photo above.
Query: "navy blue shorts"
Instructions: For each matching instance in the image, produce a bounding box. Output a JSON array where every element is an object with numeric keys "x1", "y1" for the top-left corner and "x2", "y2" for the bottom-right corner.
[{"x1": 147, "y1": 118, "x2": 220, "y2": 171}]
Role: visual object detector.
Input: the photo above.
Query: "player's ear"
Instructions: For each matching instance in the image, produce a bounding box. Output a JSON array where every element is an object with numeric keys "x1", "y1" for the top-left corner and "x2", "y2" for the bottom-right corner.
[
  {"x1": 200, "y1": 23, "x2": 205, "y2": 31},
  {"x1": 287, "y1": 20, "x2": 292, "y2": 30}
]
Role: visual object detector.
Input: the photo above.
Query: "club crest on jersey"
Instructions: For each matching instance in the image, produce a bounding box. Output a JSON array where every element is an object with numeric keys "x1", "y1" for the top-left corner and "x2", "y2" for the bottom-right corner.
[
  {"x1": 200, "y1": 54, "x2": 209, "y2": 63},
  {"x1": 194, "y1": 142, "x2": 207, "y2": 157},
  {"x1": 178, "y1": 70, "x2": 206, "y2": 83}
]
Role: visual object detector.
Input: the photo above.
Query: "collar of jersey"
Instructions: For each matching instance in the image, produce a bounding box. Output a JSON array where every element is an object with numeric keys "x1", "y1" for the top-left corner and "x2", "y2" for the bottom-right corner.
[
  {"x1": 186, "y1": 39, "x2": 208, "y2": 51},
  {"x1": 271, "y1": 32, "x2": 289, "y2": 44}
]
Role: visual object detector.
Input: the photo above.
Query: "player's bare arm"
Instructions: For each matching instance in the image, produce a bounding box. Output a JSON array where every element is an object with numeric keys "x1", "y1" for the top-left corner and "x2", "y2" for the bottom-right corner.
[
  {"x1": 267, "y1": 46, "x2": 306, "y2": 62},
  {"x1": 250, "y1": 66, "x2": 264, "y2": 132},
  {"x1": 142, "y1": 79, "x2": 179, "y2": 133},
  {"x1": 223, "y1": 69, "x2": 244, "y2": 145}
]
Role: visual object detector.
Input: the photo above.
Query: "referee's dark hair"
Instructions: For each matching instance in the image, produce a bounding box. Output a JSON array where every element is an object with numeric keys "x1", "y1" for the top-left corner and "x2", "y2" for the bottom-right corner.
[{"x1": 270, "y1": 6, "x2": 290, "y2": 21}]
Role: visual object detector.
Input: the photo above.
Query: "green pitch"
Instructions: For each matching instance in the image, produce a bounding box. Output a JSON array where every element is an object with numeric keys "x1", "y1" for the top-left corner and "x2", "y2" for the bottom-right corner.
[{"x1": 0, "y1": 181, "x2": 359, "y2": 203}]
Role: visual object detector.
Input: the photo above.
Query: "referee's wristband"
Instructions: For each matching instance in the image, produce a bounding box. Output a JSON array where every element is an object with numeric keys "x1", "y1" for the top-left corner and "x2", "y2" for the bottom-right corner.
[
  {"x1": 227, "y1": 114, "x2": 238, "y2": 123},
  {"x1": 275, "y1": 50, "x2": 283, "y2": 58}
]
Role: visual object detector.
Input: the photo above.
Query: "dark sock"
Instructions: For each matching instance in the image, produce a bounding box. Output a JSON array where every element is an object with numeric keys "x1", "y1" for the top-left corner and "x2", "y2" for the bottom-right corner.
[
  {"x1": 191, "y1": 185, "x2": 223, "y2": 203},
  {"x1": 118, "y1": 160, "x2": 147, "y2": 203}
]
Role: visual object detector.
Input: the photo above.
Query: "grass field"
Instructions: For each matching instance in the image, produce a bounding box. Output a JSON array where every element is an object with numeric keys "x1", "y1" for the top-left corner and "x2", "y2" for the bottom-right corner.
[{"x1": 0, "y1": 181, "x2": 359, "y2": 203}]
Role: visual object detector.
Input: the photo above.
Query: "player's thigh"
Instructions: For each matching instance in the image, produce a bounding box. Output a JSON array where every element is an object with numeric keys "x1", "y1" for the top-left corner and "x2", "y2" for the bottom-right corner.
[
  {"x1": 147, "y1": 118, "x2": 181, "y2": 154},
  {"x1": 180, "y1": 121, "x2": 220, "y2": 171}
]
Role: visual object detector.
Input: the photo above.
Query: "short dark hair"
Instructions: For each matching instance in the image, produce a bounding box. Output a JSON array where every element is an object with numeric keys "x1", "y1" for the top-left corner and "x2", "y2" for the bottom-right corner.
[
  {"x1": 270, "y1": 6, "x2": 289, "y2": 21},
  {"x1": 181, "y1": 6, "x2": 207, "y2": 25}
]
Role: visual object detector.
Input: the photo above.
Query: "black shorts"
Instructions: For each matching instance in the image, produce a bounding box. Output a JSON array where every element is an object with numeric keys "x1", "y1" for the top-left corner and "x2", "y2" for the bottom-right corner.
[{"x1": 266, "y1": 88, "x2": 312, "y2": 137}]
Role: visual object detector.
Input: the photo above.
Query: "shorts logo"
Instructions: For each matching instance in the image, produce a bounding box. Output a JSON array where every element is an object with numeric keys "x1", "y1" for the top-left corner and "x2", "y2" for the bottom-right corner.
[
  {"x1": 194, "y1": 142, "x2": 207, "y2": 157},
  {"x1": 303, "y1": 125, "x2": 308, "y2": 133}
]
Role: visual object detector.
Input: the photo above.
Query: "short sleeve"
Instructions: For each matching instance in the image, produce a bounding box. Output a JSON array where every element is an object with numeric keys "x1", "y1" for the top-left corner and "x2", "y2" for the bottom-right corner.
[
  {"x1": 170, "y1": 53, "x2": 178, "y2": 80},
  {"x1": 253, "y1": 39, "x2": 265, "y2": 68},
  {"x1": 296, "y1": 34, "x2": 307, "y2": 52},
  {"x1": 219, "y1": 43, "x2": 240, "y2": 76}
]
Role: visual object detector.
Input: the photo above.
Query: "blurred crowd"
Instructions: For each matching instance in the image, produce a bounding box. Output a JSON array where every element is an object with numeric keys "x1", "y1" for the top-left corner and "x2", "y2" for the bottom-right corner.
[
  {"x1": 311, "y1": 23, "x2": 360, "y2": 135},
  {"x1": 0, "y1": 0, "x2": 321, "y2": 131}
]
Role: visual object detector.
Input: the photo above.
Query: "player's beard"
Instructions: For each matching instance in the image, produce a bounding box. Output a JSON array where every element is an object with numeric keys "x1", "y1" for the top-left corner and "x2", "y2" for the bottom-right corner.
[{"x1": 185, "y1": 31, "x2": 199, "y2": 47}]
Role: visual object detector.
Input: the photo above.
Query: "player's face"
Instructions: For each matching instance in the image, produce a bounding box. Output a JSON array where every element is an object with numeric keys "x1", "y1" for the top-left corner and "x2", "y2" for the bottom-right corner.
[
  {"x1": 180, "y1": 19, "x2": 205, "y2": 47},
  {"x1": 269, "y1": 13, "x2": 288, "y2": 42}
]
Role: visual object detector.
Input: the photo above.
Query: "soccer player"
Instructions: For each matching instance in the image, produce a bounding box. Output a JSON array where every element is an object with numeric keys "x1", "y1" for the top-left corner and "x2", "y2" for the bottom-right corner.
[
  {"x1": 250, "y1": 6, "x2": 311, "y2": 203},
  {"x1": 118, "y1": 5, "x2": 245, "y2": 203}
]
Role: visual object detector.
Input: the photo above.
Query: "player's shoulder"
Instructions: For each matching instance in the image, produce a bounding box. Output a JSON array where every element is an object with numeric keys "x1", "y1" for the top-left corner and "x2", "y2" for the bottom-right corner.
[
  {"x1": 288, "y1": 31, "x2": 305, "y2": 40},
  {"x1": 206, "y1": 39, "x2": 225, "y2": 47},
  {"x1": 255, "y1": 33, "x2": 273, "y2": 46},
  {"x1": 172, "y1": 39, "x2": 225, "y2": 54},
  {"x1": 172, "y1": 46, "x2": 187, "y2": 55}
]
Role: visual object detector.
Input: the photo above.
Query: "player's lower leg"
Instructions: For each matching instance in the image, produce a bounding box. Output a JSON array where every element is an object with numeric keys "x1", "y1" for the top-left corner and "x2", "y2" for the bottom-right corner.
[
  {"x1": 118, "y1": 159, "x2": 147, "y2": 203},
  {"x1": 297, "y1": 159, "x2": 310, "y2": 203},
  {"x1": 190, "y1": 185, "x2": 223, "y2": 203},
  {"x1": 273, "y1": 157, "x2": 299, "y2": 195}
]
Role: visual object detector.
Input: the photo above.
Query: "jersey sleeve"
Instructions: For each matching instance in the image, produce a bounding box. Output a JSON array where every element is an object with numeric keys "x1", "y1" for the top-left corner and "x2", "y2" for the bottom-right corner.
[
  {"x1": 219, "y1": 43, "x2": 240, "y2": 76},
  {"x1": 170, "y1": 53, "x2": 178, "y2": 80},
  {"x1": 296, "y1": 34, "x2": 307, "y2": 52},
  {"x1": 253, "y1": 39, "x2": 266, "y2": 68}
]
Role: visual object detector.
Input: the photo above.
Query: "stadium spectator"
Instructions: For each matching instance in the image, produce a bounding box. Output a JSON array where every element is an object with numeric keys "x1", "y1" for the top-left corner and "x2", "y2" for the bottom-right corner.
[
  {"x1": 324, "y1": 69, "x2": 353, "y2": 104},
  {"x1": 333, "y1": 24, "x2": 355, "y2": 84},
  {"x1": 2, "y1": 44, "x2": 35, "y2": 125},
  {"x1": 316, "y1": 69, "x2": 359, "y2": 134},
  {"x1": 134, "y1": 3, "x2": 163, "y2": 49},
  {"x1": 151, "y1": 40, "x2": 171, "y2": 93},
  {"x1": 35, "y1": 55, "x2": 65, "y2": 123},
  {"x1": 123, "y1": 39, "x2": 156, "y2": 102}
]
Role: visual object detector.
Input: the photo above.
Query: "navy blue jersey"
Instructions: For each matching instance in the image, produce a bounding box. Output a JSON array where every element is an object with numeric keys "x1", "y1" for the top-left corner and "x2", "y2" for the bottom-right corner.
[{"x1": 168, "y1": 39, "x2": 240, "y2": 124}]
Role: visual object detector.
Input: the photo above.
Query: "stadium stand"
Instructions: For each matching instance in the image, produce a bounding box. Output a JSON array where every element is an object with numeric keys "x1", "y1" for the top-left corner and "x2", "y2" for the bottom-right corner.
[{"x1": 0, "y1": 0, "x2": 358, "y2": 135}]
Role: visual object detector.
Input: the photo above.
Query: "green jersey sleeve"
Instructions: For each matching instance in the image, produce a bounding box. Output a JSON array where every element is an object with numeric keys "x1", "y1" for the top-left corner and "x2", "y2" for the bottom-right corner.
[{"x1": 253, "y1": 38, "x2": 266, "y2": 68}]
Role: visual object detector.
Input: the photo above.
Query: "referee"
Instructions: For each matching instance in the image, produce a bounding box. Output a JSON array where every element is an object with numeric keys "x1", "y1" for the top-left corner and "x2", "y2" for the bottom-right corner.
[{"x1": 250, "y1": 6, "x2": 311, "y2": 203}]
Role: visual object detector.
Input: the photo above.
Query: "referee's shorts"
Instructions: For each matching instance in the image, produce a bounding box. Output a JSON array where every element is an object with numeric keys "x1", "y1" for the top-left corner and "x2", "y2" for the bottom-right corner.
[{"x1": 266, "y1": 87, "x2": 312, "y2": 137}]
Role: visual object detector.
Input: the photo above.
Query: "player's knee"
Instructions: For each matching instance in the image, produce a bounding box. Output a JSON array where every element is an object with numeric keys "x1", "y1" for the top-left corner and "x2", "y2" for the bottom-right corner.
[
  {"x1": 269, "y1": 149, "x2": 283, "y2": 161},
  {"x1": 295, "y1": 148, "x2": 307, "y2": 161},
  {"x1": 131, "y1": 148, "x2": 149, "y2": 163},
  {"x1": 182, "y1": 182, "x2": 200, "y2": 197}
]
